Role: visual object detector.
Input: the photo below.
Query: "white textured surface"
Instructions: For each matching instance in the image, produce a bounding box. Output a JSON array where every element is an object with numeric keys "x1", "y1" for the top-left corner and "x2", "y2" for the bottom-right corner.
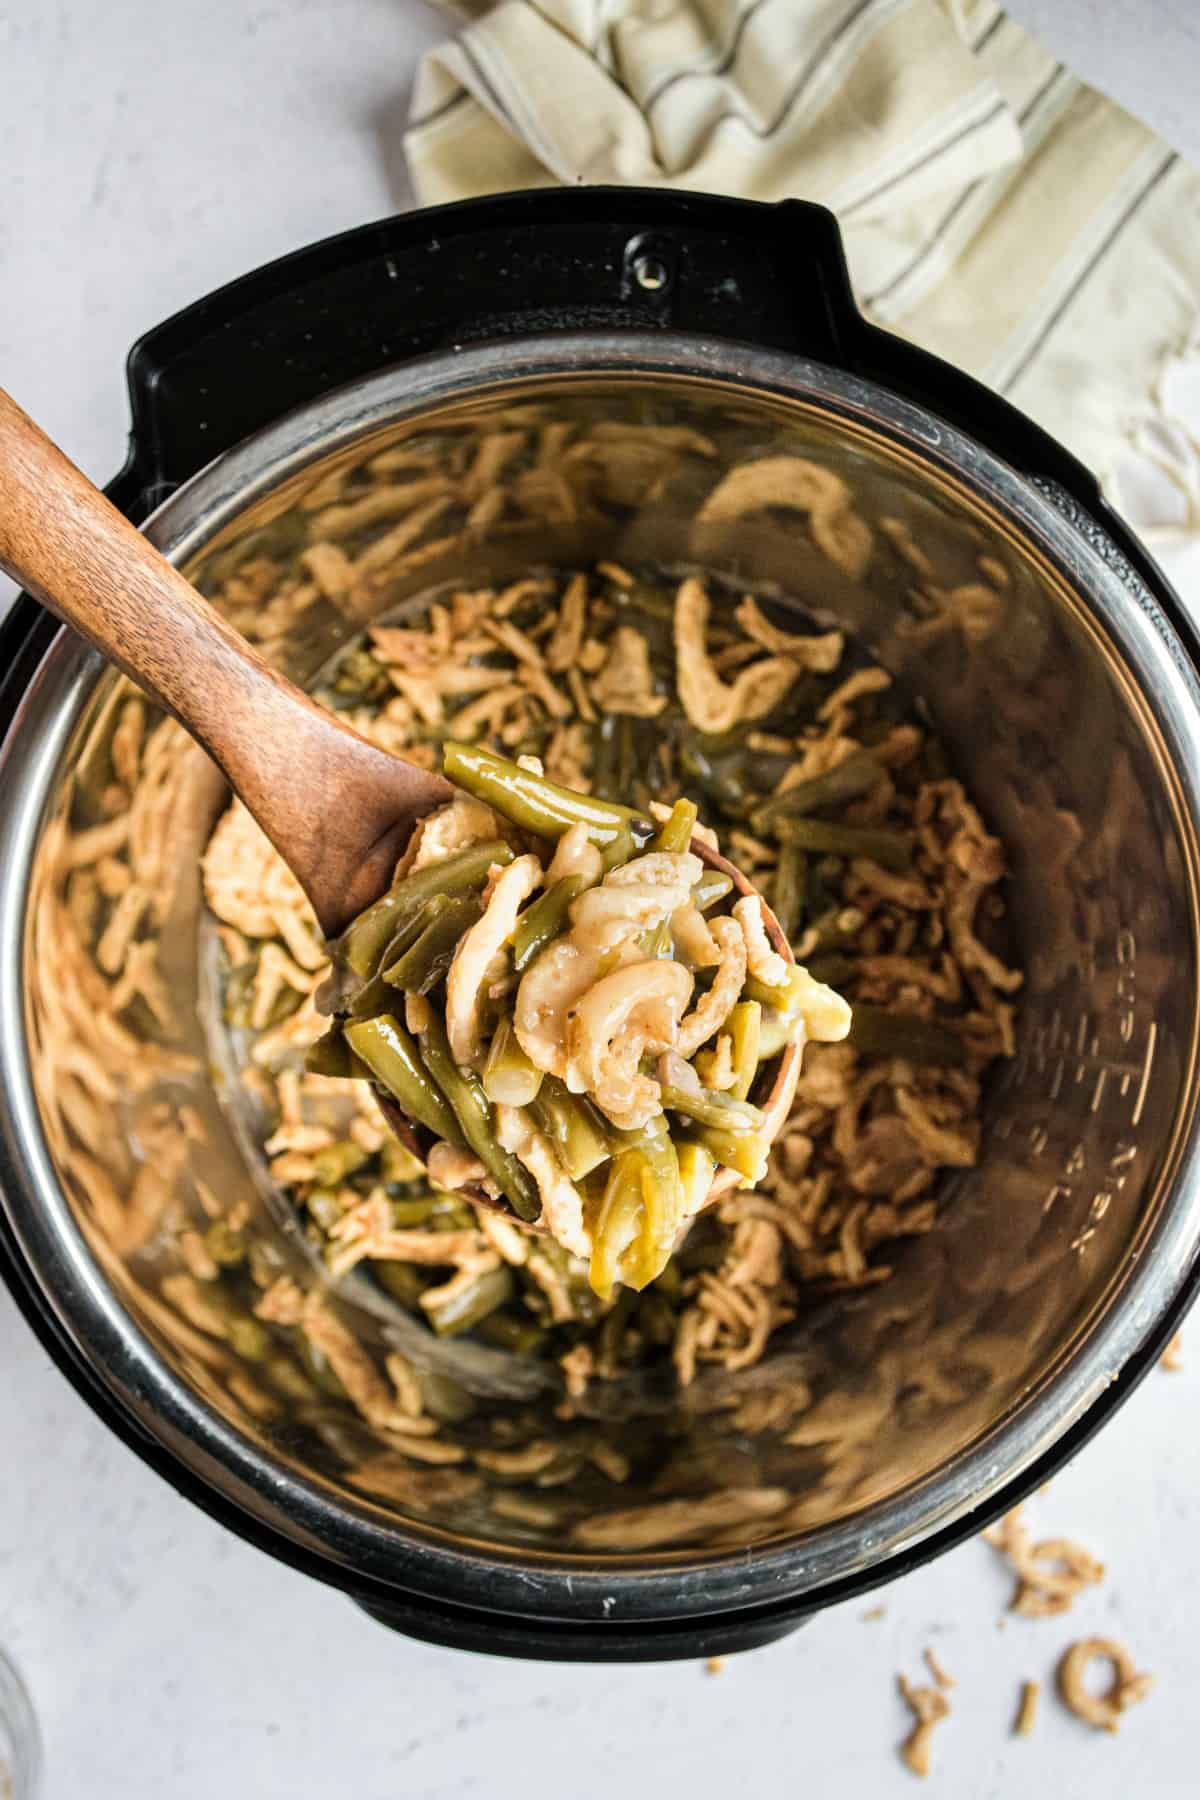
[{"x1": 2, "y1": 4, "x2": 1199, "y2": 1796}]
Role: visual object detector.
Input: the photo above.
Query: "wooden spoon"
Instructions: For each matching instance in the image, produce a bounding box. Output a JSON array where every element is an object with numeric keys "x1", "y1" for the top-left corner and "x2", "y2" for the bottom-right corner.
[{"x1": 0, "y1": 387, "x2": 800, "y2": 1229}]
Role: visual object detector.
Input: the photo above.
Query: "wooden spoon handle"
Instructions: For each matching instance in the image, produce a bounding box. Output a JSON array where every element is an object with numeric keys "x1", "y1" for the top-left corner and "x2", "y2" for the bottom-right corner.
[{"x1": 0, "y1": 388, "x2": 450, "y2": 933}]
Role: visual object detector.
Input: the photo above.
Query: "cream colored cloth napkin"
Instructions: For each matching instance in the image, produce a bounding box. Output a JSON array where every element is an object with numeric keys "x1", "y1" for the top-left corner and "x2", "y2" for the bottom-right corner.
[{"x1": 405, "y1": 0, "x2": 1200, "y2": 601}]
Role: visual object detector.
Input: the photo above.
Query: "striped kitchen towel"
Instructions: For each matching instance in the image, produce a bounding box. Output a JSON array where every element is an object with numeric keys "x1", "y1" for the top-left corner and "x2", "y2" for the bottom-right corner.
[{"x1": 405, "y1": 0, "x2": 1200, "y2": 601}]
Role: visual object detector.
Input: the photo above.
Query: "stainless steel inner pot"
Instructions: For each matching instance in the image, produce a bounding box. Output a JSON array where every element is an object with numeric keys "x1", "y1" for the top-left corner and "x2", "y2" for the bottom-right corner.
[{"x1": 4, "y1": 335, "x2": 1200, "y2": 1641}]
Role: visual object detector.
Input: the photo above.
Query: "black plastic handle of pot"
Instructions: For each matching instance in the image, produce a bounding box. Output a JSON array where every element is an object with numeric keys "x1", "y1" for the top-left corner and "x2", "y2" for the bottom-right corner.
[
  {"x1": 115, "y1": 188, "x2": 860, "y2": 506},
  {"x1": 99, "y1": 184, "x2": 1188, "y2": 665}
]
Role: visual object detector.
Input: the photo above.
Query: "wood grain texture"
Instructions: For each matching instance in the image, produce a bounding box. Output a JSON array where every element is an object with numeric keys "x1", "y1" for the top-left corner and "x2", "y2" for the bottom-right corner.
[{"x1": 0, "y1": 387, "x2": 452, "y2": 935}]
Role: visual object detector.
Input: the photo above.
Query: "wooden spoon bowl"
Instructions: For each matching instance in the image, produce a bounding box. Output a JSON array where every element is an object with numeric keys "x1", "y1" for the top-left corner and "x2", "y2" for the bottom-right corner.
[{"x1": 379, "y1": 835, "x2": 802, "y2": 1230}]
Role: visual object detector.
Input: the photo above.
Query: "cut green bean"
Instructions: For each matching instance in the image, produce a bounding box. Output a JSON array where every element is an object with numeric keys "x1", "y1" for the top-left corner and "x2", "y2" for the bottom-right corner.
[
  {"x1": 429, "y1": 1264, "x2": 515, "y2": 1337},
  {"x1": 847, "y1": 1005, "x2": 965, "y2": 1066},
  {"x1": 598, "y1": 823, "x2": 640, "y2": 874},
  {"x1": 476, "y1": 1311, "x2": 548, "y2": 1355},
  {"x1": 727, "y1": 1001, "x2": 762, "y2": 1103},
  {"x1": 372, "y1": 1261, "x2": 430, "y2": 1310},
  {"x1": 482, "y1": 1017, "x2": 544, "y2": 1107},
  {"x1": 415, "y1": 1013, "x2": 541, "y2": 1222},
  {"x1": 774, "y1": 817, "x2": 912, "y2": 872},
  {"x1": 383, "y1": 893, "x2": 482, "y2": 994},
  {"x1": 589, "y1": 1151, "x2": 649, "y2": 1302},
  {"x1": 771, "y1": 840, "x2": 807, "y2": 940},
  {"x1": 679, "y1": 741, "x2": 746, "y2": 810},
  {"x1": 756, "y1": 1007, "x2": 803, "y2": 1059},
  {"x1": 745, "y1": 963, "x2": 819, "y2": 1011},
  {"x1": 805, "y1": 952, "x2": 856, "y2": 988},
  {"x1": 530, "y1": 1077, "x2": 613, "y2": 1179},
  {"x1": 511, "y1": 875, "x2": 585, "y2": 973},
  {"x1": 335, "y1": 840, "x2": 513, "y2": 980},
  {"x1": 343, "y1": 1015, "x2": 466, "y2": 1146},
  {"x1": 690, "y1": 1126, "x2": 769, "y2": 1184},
  {"x1": 692, "y1": 870, "x2": 734, "y2": 911},
  {"x1": 659, "y1": 1082, "x2": 764, "y2": 1135},
  {"x1": 304, "y1": 1023, "x2": 355, "y2": 1078},
  {"x1": 652, "y1": 797, "x2": 698, "y2": 855},
  {"x1": 388, "y1": 1196, "x2": 438, "y2": 1227},
  {"x1": 677, "y1": 1141, "x2": 717, "y2": 1216},
  {"x1": 310, "y1": 1141, "x2": 370, "y2": 1187},
  {"x1": 442, "y1": 741, "x2": 647, "y2": 846},
  {"x1": 752, "y1": 751, "x2": 883, "y2": 834}
]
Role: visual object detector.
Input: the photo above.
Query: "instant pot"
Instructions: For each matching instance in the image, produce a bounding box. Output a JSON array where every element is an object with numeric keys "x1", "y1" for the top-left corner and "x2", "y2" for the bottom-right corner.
[{"x1": 2, "y1": 189, "x2": 1199, "y2": 1661}]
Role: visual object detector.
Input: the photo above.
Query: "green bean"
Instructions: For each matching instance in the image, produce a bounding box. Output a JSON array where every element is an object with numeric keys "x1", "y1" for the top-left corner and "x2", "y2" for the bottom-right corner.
[
  {"x1": 310, "y1": 1141, "x2": 370, "y2": 1187},
  {"x1": 692, "y1": 870, "x2": 734, "y2": 911},
  {"x1": 660, "y1": 1082, "x2": 764, "y2": 1134},
  {"x1": 372, "y1": 1261, "x2": 430, "y2": 1310},
  {"x1": 651, "y1": 797, "x2": 698, "y2": 856},
  {"x1": 806, "y1": 952, "x2": 856, "y2": 987},
  {"x1": 429, "y1": 1264, "x2": 515, "y2": 1337},
  {"x1": 335, "y1": 841, "x2": 513, "y2": 980},
  {"x1": 771, "y1": 840, "x2": 807, "y2": 940},
  {"x1": 415, "y1": 1014, "x2": 541, "y2": 1222},
  {"x1": 744, "y1": 964, "x2": 819, "y2": 1011},
  {"x1": 530, "y1": 1077, "x2": 613, "y2": 1179},
  {"x1": 847, "y1": 1005, "x2": 965, "y2": 1066},
  {"x1": 380, "y1": 1137, "x2": 425, "y2": 1186},
  {"x1": 343, "y1": 1015, "x2": 466, "y2": 1146},
  {"x1": 774, "y1": 817, "x2": 911, "y2": 872},
  {"x1": 306, "y1": 1188, "x2": 345, "y2": 1232},
  {"x1": 608, "y1": 716, "x2": 632, "y2": 802},
  {"x1": 679, "y1": 742, "x2": 746, "y2": 810},
  {"x1": 589, "y1": 1152, "x2": 647, "y2": 1302},
  {"x1": 442, "y1": 741, "x2": 647, "y2": 845},
  {"x1": 413, "y1": 1365, "x2": 476, "y2": 1424},
  {"x1": 204, "y1": 1221, "x2": 247, "y2": 1267},
  {"x1": 511, "y1": 876, "x2": 585, "y2": 974},
  {"x1": 304, "y1": 1023, "x2": 355, "y2": 1078},
  {"x1": 476, "y1": 1311, "x2": 548, "y2": 1356},
  {"x1": 227, "y1": 1317, "x2": 270, "y2": 1362},
  {"x1": 616, "y1": 1113, "x2": 684, "y2": 1284},
  {"x1": 727, "y1": 1000, "x2": 762, "y2": 1103},
  {"x1": 756, "y1": 1007, "x2": 803, "y2": 1059},
  {"x1": 677, "y1": 1141, "x2": 716, "y2": 1215},
  {"x1": 383, "y1": 893, "x2": 482, "y2": 994},
  {"x1": 799, "y1": 904, "x2": 863, "y2": 957},
  {"x1": 388, "y1": 1196, "x2": 439, "y2": 1226},
  {"x1": 690, "y1": 1126, "x2": 769, "y2": 1184},
  {"x1": 752, "y1": 751, "x2": 883, "y2": 833},
  {"x1": 599, "y1": 824, "x2": 641, "y2": 874},
  {"x1": 482, "y1": 1017, "x2": 544, "y2": 1106},
  {"x1": 326, "y1": 648, "x2": 389, "y2": 708}
]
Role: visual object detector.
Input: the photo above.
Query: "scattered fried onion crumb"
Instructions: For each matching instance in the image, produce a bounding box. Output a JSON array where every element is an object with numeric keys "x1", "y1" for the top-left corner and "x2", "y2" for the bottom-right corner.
[
  {"x1": 1056, "y1": 1638, "x2": 1153, "y2": 1733},
  {"x1": 923, "y1": 1647, "x2": 955, "y2": 1690},
  {"x1": 982, "y1": 1506, "x2": 1104, "y2": 1616},
  {"x1": 862, "y1": 1605, "x2": 886, "y2": 1622},
  {"x1": 898, "y1": 1673, "x2": 950, "y2": 1778},
  {"x1": 706, "y1": 1655, "x2": 726, "y2": 1676},
  {"x1": 1013, "y1": 1679, "x2": 1040, "y2": 1738},
  {"x1": 1161, "y1": 1331, "x2": 1184, "y2": 1371}
]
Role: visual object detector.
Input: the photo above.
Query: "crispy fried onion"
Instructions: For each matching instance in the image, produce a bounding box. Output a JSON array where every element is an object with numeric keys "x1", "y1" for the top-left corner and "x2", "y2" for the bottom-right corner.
[
  {"x1": 696, "y1": 456, "x2": 873, "y2": 579},
  {"x1": 445, "y1": 852, "x2": 542, "y2": 1066},
  {"x1": 733, "y1": 894, "x2": 789, "y2": 989},
  {"x1": 1057, "y1": 1638, "x2": 1153, "y2": 1732},
  {"x1": 567, "y1": 959, "x2": 694, "y2": 1130},
  {"x1": 676, "y1": 916, "x2": 747, "y2": 1058},
  {"x1": 675, "y1": 578, "x2": 807, "y2": 734},
  {"x1": 591, "y1": 625, "x2": 667, "y2": 717},
  {"x1": 897, "y1": 1674, "x2": 950, "y2": 1778}
]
